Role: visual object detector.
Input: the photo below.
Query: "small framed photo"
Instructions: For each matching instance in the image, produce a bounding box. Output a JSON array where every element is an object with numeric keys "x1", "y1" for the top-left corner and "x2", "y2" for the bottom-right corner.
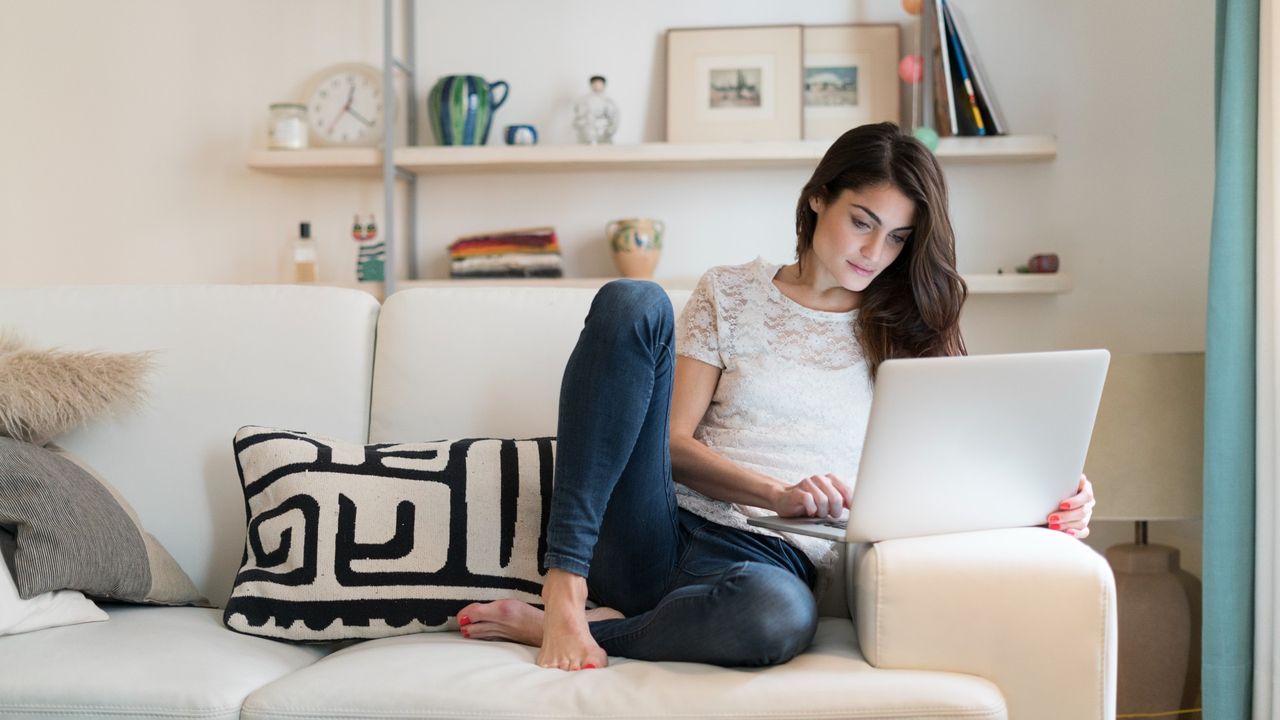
[
  {"x1": 802, "y1": 24, "x2": 902, "y2": 141},
  {"x1": 666, "y1": 25, "x2": 803, "y2": 143}
]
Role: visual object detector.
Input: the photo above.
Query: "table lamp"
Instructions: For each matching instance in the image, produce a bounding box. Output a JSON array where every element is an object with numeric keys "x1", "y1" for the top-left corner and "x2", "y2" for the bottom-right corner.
[{"x1": 1085, "y1": 352, "x2": 1204, "y2": 716}]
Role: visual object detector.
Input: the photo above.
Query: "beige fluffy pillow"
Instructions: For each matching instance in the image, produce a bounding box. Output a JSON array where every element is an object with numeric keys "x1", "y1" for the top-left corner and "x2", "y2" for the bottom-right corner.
[{"x1": 0, "y1": 331, "x2": 156, "y2": 446}]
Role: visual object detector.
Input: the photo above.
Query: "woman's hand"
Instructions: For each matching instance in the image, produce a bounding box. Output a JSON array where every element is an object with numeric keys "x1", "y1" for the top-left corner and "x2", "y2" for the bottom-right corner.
[
  {"x1": 773, "y1": 473, "x2": 852, "y2": 519},
  {"x1": 1048, "y1": 473, "x2": 1095, "y2": 539}
]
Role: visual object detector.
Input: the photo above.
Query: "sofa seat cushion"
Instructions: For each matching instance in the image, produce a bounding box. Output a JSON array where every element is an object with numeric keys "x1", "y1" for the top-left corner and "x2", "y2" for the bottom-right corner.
[
  {"x1": 0, "y1": 605, "x2": 331, "y2": 720},
  {"x1": 243, "y1": 618, "x2": 1006, "y2": 720}
]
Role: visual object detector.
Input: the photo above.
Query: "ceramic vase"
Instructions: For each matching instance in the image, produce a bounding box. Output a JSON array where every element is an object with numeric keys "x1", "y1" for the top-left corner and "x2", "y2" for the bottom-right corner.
[
  {"x1": 607, "y1": 218, "x2": 664, "y2": 279},
  {"x1": 428, "y1": 75, "x2": 509, "y2": 146}
]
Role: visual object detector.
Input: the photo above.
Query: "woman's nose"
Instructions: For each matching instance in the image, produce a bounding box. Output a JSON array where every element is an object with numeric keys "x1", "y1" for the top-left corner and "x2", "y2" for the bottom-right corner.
[{"x1": 861, "y1": 235, "x2": 887, "y2": 261}]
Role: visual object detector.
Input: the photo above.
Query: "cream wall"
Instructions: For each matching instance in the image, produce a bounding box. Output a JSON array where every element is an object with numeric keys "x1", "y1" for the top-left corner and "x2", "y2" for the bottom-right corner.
[{"x1": 0, "y1": 0, "x2": 1212, "y2": 575}]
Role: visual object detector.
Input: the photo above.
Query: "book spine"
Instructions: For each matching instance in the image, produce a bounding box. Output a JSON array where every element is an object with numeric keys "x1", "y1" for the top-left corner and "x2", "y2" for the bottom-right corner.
[
  {"x1": 943, "y1": 0, "x2": 986, "y2": 136},
  {"x1": 920, "y1": 0, "x2": 935, "y2": 131},
  {"x1": 933, "y1": 0, "x2": 958, "y2": 135},
  {"x1": 946, "y1": 0, "x2": 1006, "y2": 135}
]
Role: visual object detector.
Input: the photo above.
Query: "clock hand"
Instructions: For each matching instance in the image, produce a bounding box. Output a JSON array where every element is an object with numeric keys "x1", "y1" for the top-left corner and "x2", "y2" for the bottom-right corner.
[
  {"x1": 346, "y1": 107, "x2": 374, "y2": 127},
  {"x1": 327, "y1": 107, "x2": 346, "y2": 135}
]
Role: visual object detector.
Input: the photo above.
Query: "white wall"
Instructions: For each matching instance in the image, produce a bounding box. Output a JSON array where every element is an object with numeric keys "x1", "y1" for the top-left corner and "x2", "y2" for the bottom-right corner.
[{"x1": 0, "y1": 0, "x2": 1212, "y2": 576}]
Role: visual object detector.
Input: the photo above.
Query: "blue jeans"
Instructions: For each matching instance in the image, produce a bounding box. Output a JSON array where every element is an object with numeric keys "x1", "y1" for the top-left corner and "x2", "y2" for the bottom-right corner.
[{"x1": 543, "y1": 280, "x2": 818, "y2": 667}]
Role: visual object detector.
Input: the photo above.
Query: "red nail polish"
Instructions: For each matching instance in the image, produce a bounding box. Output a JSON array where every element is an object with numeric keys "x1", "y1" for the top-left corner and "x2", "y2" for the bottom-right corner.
[
  {"x1": 459, "y1": 615, "x2": 471, "y2": 627},
  {"x1": 1060, "y1": 502, "x2": 1070, "y2": 510},
  {"x1": 1049, "y1": 515, "x2": 1060, "y2": 523},
  {"x1": 583, "y1": 663, "x2": 596, "y2": 669},
  {"x1": 1049, "y1": 522, "x2": 1061, "y2": 530},
  {"x1": 461, "y1": 628, "x2": 470, "y2": 638}
]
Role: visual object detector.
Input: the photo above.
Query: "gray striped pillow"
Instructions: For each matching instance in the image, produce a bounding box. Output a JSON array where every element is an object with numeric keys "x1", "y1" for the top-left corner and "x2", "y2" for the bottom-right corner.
[{"x1": 0, "y1": 437, "x2": 208, "y2": 606}]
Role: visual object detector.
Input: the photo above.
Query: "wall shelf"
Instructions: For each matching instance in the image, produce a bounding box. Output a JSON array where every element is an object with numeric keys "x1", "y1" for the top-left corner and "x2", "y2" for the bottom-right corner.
[
  {"x1": 247, "y1": 148, "x2": 383, "y2": 177},
  {"x1": 320, "y1": 272, "x2": 1072, "y2": 302},
  {"x1": 247, "y1": 135, "x2": 1057, "y2": 177}
]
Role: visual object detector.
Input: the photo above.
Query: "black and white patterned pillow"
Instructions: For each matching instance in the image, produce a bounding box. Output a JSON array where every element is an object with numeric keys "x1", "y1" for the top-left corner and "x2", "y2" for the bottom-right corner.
[{"x1": 224, "y1": 426, "x2": 555, "y2": 642}]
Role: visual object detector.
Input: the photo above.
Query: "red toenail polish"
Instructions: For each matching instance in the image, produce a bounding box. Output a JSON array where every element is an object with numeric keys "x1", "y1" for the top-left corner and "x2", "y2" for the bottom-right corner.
[
  {"x1": 459, "y1": 615, "x2": 471, "y2": 627},
  {"x1": 461, "y1": 628, "x2": 470, "y2": 638},
  {"x1": 583, "y1": 663, "x2": 596, "y2": 669}
]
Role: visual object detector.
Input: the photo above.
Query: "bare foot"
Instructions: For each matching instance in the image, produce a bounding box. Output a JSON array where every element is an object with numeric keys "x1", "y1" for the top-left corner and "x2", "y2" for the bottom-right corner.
[
  {"x1": 538, "y1": 570, "x2": 610, "y2": 671},
  {"x1": 455, "y1": 598, "x2": 623, "y2": 646},
  {"x1": 456, "y1": 569, "x2": 617, "y2": 671}
]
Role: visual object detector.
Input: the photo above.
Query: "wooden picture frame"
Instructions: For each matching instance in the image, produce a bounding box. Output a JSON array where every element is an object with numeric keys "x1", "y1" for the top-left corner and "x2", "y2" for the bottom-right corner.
[
  {"x1": 802, "y1": 24, "x2": 901, "y2": 141},
  {"x1": 665, "y1": 25, "x2": 803, "y2": 143}
]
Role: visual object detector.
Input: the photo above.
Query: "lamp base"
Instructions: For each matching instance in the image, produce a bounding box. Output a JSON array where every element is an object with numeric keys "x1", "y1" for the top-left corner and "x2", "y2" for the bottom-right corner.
[{"x1": 1105, "y1": 542, "x2": 1192, "y2": 715}]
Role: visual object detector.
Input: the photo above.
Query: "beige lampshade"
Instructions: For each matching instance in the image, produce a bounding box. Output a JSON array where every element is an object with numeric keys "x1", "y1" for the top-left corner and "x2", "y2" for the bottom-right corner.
[{"x1": 1085, "y1": 352, "x2": 1205, "y2": 522}]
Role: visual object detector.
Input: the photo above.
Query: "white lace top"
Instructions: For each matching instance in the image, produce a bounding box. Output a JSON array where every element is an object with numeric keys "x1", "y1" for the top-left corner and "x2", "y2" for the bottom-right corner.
[{"x1": 674, "y1": 257, "x2": 875, "y2": 575}]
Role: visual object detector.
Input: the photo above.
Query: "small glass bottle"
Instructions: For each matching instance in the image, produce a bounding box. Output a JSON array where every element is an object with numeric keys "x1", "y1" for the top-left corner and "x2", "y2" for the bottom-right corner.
[{"x1": 293, "y1": 222, "x2": 318, "y2": 283}]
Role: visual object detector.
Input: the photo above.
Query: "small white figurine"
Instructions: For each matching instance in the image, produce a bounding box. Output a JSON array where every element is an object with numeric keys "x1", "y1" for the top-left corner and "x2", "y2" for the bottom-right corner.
[{"x1": 573, "y1": 75, "x2": 619, "y2": 144}]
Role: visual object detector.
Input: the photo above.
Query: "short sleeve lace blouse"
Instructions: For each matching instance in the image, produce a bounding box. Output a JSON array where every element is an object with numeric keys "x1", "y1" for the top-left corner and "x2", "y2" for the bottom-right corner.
[{"x1": 674, "y1": 257, "x2": 874, "y2": 573}]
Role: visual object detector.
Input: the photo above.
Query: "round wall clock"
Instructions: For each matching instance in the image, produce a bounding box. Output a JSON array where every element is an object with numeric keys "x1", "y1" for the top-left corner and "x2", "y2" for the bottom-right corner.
[{"x1": 304, "y1": 63, "x2": 386, "y2": 147}]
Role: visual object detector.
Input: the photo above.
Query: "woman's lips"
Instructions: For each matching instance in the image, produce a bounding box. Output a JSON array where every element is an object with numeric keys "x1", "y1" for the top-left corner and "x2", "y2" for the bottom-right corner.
[{"x1": 848, "y1": 260, "x2": 875, "y2": 277}]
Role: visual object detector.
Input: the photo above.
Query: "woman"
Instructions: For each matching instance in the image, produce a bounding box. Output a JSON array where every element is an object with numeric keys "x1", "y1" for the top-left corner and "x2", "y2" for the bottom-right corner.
[{"x1": 457, "y1": 122, "x2": 1096, "y2": 670}]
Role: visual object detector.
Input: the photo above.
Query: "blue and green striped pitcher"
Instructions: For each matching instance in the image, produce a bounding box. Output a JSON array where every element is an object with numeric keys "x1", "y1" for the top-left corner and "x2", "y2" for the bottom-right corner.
[{"x1": 428, "y1": 75, "x2": 509, "y2": 146}]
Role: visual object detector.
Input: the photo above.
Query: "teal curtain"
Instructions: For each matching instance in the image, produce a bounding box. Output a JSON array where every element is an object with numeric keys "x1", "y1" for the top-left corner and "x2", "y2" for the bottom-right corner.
[{"x1": 1205, "y1": 0, "x2": 1259, "y2": 717}]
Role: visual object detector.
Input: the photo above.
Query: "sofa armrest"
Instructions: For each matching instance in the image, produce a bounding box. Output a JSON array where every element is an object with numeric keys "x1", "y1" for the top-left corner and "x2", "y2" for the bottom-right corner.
[{"x1": 852, "y1": 528, "x2": 1117, "y2": 720}]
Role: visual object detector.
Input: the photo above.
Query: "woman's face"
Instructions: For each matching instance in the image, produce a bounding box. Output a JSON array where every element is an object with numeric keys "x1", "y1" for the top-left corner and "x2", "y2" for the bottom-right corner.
[{"x1": 807, "y1": 184, "x2": 916, "y2": 292}]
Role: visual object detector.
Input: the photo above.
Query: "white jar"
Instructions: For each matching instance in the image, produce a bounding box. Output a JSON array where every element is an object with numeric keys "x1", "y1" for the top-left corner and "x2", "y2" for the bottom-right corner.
[{"x1": 268, "y1": 103, "x2": 308, "y2": 150}]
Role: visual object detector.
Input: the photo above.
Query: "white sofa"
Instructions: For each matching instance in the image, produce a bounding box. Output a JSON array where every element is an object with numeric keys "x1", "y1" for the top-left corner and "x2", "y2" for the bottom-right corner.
[{"x1": 0, "y1": 284, "x2": 1117, "y2": 720}]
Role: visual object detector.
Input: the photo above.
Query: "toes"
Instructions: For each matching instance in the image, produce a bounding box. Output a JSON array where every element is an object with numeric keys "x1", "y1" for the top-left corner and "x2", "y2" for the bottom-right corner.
[{"x1": 463, "y1": 621, "x2": 504, "y2": 641}]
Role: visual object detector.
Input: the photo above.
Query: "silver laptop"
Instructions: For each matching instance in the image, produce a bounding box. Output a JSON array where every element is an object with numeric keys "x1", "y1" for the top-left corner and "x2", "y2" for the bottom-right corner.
[{"x1": 748, "y1": 349, "x2": 1110, "y2": 543}]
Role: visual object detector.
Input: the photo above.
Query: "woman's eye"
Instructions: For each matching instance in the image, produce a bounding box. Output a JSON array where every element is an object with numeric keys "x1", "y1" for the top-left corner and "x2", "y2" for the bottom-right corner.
[
  {"x1": 852, "y1": 218, "x2": 871, "y2": 230},
  {"x1": 890, "y1": 234, "x2": 908, "y2": 245}
]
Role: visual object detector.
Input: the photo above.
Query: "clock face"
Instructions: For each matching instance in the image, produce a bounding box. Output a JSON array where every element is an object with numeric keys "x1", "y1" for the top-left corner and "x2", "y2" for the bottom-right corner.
[{"x1": 306, "y1": 65, "x2": 384, "y2": 146}]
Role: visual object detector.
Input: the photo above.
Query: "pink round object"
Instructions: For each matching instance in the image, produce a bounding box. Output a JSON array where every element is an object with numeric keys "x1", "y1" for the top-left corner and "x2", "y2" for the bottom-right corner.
[{"x1": 898, "y1": 55, "x2": 924, "y2": 84}]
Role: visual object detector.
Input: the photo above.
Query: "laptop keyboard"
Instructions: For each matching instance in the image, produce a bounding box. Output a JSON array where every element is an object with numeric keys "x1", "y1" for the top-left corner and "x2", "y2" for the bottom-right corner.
[{"x1": 819, "y1": 519, "x2": 848, "y2": 529}]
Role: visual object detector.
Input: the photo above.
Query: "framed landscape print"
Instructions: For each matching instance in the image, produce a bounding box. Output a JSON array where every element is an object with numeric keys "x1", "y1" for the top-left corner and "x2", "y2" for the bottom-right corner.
[
  {"x1": 666, "y1": 25, "x2": 803, "y2": 143},
  {"x1": 802, "y1": 24, "x2": 901, "y2": 141}
]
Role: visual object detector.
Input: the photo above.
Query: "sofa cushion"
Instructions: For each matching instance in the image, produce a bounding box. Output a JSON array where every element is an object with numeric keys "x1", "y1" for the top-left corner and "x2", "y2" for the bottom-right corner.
[
  {"x1": 241, "y1": 617, "x2": 1006, "y2": 720},
  {"x1": 369, "y1": 286, "x2": 690, "y2": 442},
  {"x1": 0, "y1": 604, "x2": 330, "y2": 720},
  {"x1": 0, "y1": 529, "x2": 107, "y2": 636},
  {"x1": 0, "y1": 285, "x2": 381, "y2": 606},
  {"x1": 0, "y1": 437, "x2": 206, "y2": 605},
  {"x1": 225, "y1": 426, "x2": 556, "y2": 641}
]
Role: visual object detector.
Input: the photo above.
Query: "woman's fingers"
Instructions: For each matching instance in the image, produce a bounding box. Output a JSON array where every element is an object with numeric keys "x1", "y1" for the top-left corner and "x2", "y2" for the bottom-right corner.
[
  {"x1": 814, "y1": 476, "x2": 843, "y2": 517},
  {"x1": 804, "y1": 476, "x2": 831, "y2": 517},
  {"x1": 826, "y1": 473, "x2": 853, "y2": 508},
  {"x1": 1048, "y1": 475, "x2": 1095, "y2": 539}
]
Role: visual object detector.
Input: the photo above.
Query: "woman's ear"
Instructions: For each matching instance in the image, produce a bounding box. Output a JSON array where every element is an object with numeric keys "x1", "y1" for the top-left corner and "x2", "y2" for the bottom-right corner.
[{"x1": 808, "y1": 195, "x2": 824, "y2": 214}]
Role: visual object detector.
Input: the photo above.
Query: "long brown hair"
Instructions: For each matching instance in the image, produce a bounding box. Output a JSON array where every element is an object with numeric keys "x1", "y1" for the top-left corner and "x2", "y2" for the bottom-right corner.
[{"x1": 794, "y1": 122, "x2": 967, "y2": 379}]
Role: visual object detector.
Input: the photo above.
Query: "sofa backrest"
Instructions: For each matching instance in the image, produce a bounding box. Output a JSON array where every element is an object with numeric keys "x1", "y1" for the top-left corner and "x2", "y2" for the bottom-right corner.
[
  {"x1": 0, "y1": 285, "x2": 379, "y2": 606},
  {"x1": 370, "y1": 287, "x2": 691, "y2": 441}
]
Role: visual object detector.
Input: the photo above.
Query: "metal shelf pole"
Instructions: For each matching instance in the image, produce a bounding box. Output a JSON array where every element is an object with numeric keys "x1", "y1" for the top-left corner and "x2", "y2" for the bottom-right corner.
[
  {"x1": 382, "y1": 0, "x2": 397, "y2": 296},
  {"x1": 382, "y1": 0, "x2": 419, "y2": 297}
]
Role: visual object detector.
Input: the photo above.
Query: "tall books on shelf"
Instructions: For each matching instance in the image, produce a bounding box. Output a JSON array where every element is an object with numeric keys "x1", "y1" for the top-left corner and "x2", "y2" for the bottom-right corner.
[{"x1": 928, "y1": 0, "x2": 1005, "y2": 137}]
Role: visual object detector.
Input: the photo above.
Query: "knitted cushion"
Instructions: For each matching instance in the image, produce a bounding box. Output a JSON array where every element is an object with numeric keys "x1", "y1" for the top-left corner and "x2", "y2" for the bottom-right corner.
[{"x1": 224, "y1": 426, "x2": 555, "y2": 642}]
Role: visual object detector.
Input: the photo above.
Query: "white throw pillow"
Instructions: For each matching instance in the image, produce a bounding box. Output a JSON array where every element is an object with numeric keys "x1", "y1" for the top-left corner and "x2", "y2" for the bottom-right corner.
[{"x1": 0, "y1": 530, "x2": 108, "y2": 636}]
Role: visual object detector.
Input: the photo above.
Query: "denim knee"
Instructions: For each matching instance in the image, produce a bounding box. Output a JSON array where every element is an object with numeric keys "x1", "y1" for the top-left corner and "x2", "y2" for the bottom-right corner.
[
  {"x1": 591, "y1": 280, "x2": 673, "y2": 331},
  {"x1": 720, "y1": 562, "x2": 819, "y2": 666}
]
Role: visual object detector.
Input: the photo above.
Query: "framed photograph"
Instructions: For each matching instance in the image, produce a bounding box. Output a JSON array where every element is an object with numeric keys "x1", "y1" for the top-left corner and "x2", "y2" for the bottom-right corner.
[
  {"x1": 666, "y1": 25, "x2": 803, "y2": 143},
  {"x1": 802, "y1": 24, "x2": 901, "y2": 141}
]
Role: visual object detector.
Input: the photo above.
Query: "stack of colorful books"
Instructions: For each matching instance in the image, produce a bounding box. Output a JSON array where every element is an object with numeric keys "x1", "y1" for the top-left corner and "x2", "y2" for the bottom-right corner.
[{"x1": 448, "y1": 226, "x2": 564, "y2": 279}]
